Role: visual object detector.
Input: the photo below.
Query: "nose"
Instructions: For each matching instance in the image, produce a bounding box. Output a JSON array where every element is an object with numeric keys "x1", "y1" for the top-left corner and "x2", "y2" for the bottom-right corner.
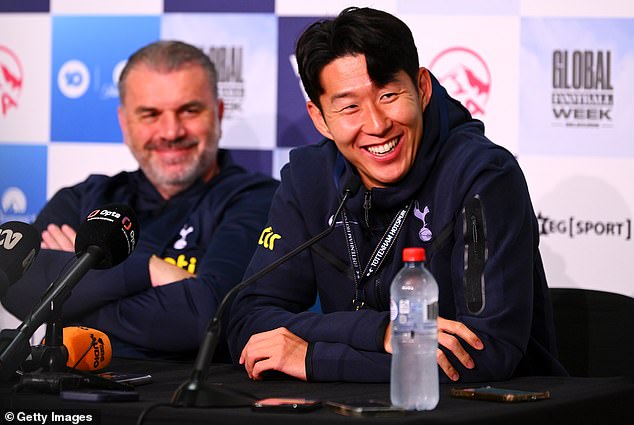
[
  {"x1": 158, "y1": 112, "x2": 186, "y2": 141},
  {"x1": 361, "y1": 102, "x2": 391, "y2": 136}
]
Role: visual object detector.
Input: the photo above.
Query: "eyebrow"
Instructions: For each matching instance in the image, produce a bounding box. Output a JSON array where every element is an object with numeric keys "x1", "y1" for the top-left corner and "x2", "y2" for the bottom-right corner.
[
  {"x1": 329, "y1": 91, "x2": 355, "y2": 104},
  {"x1": 133, "y1": 100, "x2": 206, "y2": 115},
  {"x1": 134, "y1": 106, "x2": 157, "y2": 115}
]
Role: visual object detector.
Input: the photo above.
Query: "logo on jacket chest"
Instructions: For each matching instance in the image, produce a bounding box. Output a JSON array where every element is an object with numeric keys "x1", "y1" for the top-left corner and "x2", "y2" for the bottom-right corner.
[
  {"x1": 173, "y1": 225, "x2": 194, "y2": 250},
  {"x1": 414, "y1": 201, "x2": 433, "y2": 242},
  {"x1": 258, "y1": 226, "x2": 281, "y2": 250},
  {"x1": 161, "y1": 225, "x2": 198, "y2": 273}
]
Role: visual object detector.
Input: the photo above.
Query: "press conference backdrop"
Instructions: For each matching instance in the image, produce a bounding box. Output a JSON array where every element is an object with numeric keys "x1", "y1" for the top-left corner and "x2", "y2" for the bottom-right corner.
[{"x1": 1, "y1": 0, "x2": 633, "y2": 331}]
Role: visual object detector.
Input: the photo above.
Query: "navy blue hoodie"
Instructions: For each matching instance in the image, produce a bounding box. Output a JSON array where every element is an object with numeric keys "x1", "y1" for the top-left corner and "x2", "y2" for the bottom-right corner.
[
  {"x1": 2, "y1": 150, "x2": 278, "y2": 360},
  {"x1": 228, "y1": 76, "x2": 566, "y2": 382}
]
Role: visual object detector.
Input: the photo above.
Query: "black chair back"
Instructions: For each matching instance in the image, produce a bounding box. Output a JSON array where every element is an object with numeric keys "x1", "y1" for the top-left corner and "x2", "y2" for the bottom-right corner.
[{"x1": 550, "y1": 288, "x2": 634, "y2": 377}]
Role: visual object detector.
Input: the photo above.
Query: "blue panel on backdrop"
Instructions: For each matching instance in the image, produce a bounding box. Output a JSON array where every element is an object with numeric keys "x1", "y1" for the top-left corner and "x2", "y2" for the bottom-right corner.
[
  {"x1": 51, "y1": 16, "x2": 160, "y2": 143},
  {"x1": 277, "y1": 17, "x2": 324, "y2": 148},
  {"x1": 164, "y1": 0, "x2": 274, "y2": 13},
  {"x1": 229, "y1": 149, "x2": 273, "y2": 177},
  {"x1": 0, "y1": 144, "x2": 47, "y2": 224},
  {"x1": 0, "y1": 0, "x2": 48, "y2": 12}
]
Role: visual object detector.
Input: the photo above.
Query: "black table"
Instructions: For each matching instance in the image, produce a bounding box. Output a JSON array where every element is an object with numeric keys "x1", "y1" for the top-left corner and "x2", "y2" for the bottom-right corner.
[{"x1": 1, "y1": 358, "x2": 633, "y2": 425}]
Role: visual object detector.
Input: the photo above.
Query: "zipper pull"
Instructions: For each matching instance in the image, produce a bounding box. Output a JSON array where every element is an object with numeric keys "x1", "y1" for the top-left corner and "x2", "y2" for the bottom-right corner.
[{"x1": 363, "y1": 191, "x2": 372, "y2": 228}]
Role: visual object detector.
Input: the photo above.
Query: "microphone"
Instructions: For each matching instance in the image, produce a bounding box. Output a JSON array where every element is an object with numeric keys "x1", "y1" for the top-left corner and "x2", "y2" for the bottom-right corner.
[
  {"x1": 24, "y1": 326, "x2": 112, "y2": 372},
  {"x1": 0, "y1": 221, "x2": 40, "y2": 297},
  {"x1": 0, "y1": 204, "x2": 138, "y2": 381},
  {"x1": 75, "y1": 204, "x2": 138, "y2": 269},
  {"x1": 171, "y1": 175, "x2": 361, "y2": 407}
]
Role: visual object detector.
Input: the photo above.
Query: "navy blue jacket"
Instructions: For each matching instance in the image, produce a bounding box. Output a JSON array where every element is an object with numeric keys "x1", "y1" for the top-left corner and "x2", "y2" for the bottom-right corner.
[
  {"x1": 227, "y1": 77, "x2": 566, "y2": 382},
  {"x1": 2, "y1": 150, "x2": 278, "y2": 360}
]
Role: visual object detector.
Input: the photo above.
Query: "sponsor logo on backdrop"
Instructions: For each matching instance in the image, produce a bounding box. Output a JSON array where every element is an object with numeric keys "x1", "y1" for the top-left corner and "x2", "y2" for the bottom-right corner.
[
  {"x1": 0, "y1": 187, "x2": 35, "y2": 223},
  {"x1": 537, "y1": 212, "x2": 631, "y2": 241},
  {"x1": 429, "y1": 47, "x2": 491, "y2": 117},
  {"x1": 0, "y1": 45, "x2": 23, "y2": 117},
  {"x1": 57, "y1": 59, "x2": 122, "y2": 100},
  {"x1": 551, "y1": 50, "x2": 613, "y2": 128},
  {"x1": 203, "y1": 46, "x2": 244, "y2": 118},
  {"x1": 58, "y1": 59, "x2": 90, "y2": 99},
  {"x1": 104, "y1": 60, "x2": 126, "y2": 99}
]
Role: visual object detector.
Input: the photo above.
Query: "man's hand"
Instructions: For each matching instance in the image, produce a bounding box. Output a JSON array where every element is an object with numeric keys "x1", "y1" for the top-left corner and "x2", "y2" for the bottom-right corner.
[
  {"x1": 239, "y1": 327, "x2": 308, "y2": 381},
  {"x1": 41, "y1": 224, "x2": 76, "y2": 251},
  {"x1": 384, "y1": 316, "x2": 484, "y2": 382},
  {"x1": 436, "y1": 317, "x2": 483, "y2": 381},
  {"x1": 149, "y1": 255, "x2": 196, "y2": 287}
]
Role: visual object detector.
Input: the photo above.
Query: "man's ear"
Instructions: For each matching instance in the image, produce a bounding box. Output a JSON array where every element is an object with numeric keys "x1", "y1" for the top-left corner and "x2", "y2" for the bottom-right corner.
[
  {"x1": 417, "y1": 67, "x2": 433, "y2": 111},
  {"x1": 306, "y1": 101, "x2": 334, "y2": 140},
  {"x1": 216, "y1": 98, "x2": 225, "y2": 122},
  {"x1": 117, "y1": 106, "x2": 130, "y2": 147}
]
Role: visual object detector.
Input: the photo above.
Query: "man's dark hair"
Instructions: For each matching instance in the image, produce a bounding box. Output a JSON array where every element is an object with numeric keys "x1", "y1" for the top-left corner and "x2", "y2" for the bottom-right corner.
[
  {"x1": 118, "y1": 40, "x2": 218, "y2": 104},
  {"x1": 295, "y1": 7, "x2": 420, "y2": 110}
]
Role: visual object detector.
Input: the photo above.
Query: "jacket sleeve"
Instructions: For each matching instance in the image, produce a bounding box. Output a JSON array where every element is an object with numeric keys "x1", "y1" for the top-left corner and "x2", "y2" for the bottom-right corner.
[
  {"x1": 75, "y1": 184, "x2": 277, "y2": 353},
  {"x1": 2, "y1": 183, "x2": 150, "y2": 322},
  {"x1": 2, "y1": 181, "x2": 277, "y2": 355},
  {"x1": 441, "y1": 151, "x2": 544, "y2": 382},
  {"x1": 227, "y1": 168, "x2": 393, "y2": 381}
]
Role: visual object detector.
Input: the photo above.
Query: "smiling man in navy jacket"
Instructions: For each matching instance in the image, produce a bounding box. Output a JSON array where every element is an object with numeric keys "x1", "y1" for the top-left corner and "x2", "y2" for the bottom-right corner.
[
  {"x1": 2, "y1": 41, "x2": 278, "y2": 360},
  {"x1": 228, "y1": 7, "x2": 566, "y2": 382}
]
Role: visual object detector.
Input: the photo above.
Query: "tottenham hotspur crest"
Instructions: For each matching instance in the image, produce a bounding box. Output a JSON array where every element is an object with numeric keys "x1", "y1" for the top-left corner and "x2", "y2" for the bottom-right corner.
[
  {"x1": 413, "y1": 201, "x2": 433, "y2": 242},
  {"x1": 174, "y1": 225, "x2": 194, "y2": 250}
]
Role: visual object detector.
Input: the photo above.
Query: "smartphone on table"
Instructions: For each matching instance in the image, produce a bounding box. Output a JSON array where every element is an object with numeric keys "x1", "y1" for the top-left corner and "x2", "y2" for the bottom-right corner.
[
  {"x1": 97, "y1": 372, "x2": 153, "y2": 386},
  {"x1": 450, "y1": 386, "x2": 550, "y2": 402},
  {"x1": 252, "y1": 397, "x2": 322, "y2": 413},
  {"x1": 60, "y1": 389, "x2": 140, "y2": 402},
  {"x1": 326, "y1": 399, "x2": 406, "y2": 416}
]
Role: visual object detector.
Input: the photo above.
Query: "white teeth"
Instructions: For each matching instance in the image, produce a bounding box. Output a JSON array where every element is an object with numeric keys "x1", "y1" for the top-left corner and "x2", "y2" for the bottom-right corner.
[{"x1": 366, "y1": 138, "x2": 398, "y2": 155}]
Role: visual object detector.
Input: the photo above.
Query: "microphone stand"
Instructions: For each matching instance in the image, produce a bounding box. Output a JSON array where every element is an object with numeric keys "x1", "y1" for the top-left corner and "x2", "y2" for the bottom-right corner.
[
  {"x1": 171, "y1": 185, "x2": 357, "y2": 407},
  {"x1": 38, "y1": 312, "x2": 68, "y2": 373},
  {"x1": 0, "y1": 246, "x2": 103, "y2": 381}
]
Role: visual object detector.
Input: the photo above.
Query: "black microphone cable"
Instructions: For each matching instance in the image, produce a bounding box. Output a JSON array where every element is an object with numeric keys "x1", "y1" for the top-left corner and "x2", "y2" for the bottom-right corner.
[{"x1": 168, "y1": 175, "x2": 361, "y2": 409}]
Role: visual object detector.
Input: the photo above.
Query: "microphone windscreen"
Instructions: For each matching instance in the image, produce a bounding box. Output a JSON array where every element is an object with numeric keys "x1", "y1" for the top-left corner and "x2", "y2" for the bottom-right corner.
[
  {"x1": 63, "y1": 326, "x2": 112, "y2": 371},
  {"x1": 74, "y1": 204, "x2": 139, "y2": 269},
  {"x1": 0, "y1": 221, "x2": 40, "y2": 296},
  {"x1": 341, "y1": 173, "x2": 361, "y2": 197}
]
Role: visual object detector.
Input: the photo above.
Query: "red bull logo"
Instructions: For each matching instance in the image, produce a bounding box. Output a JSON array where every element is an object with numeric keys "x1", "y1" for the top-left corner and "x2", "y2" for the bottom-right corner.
[
  {"x1": 429, "y1": 47, "x2": 491, "y2": 117},
  {"x1": 0, "y1": 45, "x2": 23, "y2": 117}
]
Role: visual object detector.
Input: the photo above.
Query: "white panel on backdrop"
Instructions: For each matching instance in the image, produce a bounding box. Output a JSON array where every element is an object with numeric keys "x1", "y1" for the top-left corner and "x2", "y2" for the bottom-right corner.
[
  {"x1": 47, "y1": 143, "x2": 137, "y2": 198},
  {"x1": 276, "y1": 0, "x2": 398, "y2": 16},
  {"x1": 403, "y1": 14, "x2": 520, "y2": 154},
  {"x1": 398, "y1": 0, "x2": 519, "y2": 15},
  {"x1": 51, "y1": 0, "x2": 162, "y2": 15},
  {"x1": 162, "y1": 14, "x2": 277, "y2": 151},
  {"x1": 520, "y1": 156, "x2": 634, "y2": 297},
  {"x1": 521, "y1": 0, "x2": 634, "y2": 17},
  {"x1": 520, "y1": 18, "x2": 634, "y2": 156},
  {"x1": 272, "y1": 147, "x2": 292, "y2": 181},
  {"x1": 0, "y1": 15, "x2": 51, "y2": 143}
]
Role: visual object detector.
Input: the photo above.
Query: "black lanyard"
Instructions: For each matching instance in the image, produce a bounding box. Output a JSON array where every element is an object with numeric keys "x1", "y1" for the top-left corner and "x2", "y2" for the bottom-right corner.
[{"x1": 341, "y1": 200, "x2": 413, "y2": 310}]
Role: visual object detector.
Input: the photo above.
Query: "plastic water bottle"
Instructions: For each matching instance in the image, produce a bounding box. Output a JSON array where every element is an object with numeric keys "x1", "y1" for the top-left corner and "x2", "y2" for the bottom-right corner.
[{"x1": 390, "y1": 247, "x2": 439, "y2": 410}]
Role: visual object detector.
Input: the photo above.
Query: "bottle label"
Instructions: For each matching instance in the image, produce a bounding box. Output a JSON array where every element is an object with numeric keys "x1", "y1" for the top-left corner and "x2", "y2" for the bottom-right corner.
[
  {"x1": 427, "y1": 300, "x2": 439, "y2": 321},
  {"x1": 392, "y1": 298, "x2": 428, "y2": 335},
  {"x1": 390, "y1": 298, "x2": 398, "y2": 321},
  {"x1": 391, "y1": 296, "x2": 438, "y2": 339}
]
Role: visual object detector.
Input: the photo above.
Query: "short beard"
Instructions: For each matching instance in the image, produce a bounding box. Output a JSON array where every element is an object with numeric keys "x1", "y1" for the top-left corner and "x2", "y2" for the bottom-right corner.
[{"x1": 142, "y1": 141, "x2": 218, "y2": 195}]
